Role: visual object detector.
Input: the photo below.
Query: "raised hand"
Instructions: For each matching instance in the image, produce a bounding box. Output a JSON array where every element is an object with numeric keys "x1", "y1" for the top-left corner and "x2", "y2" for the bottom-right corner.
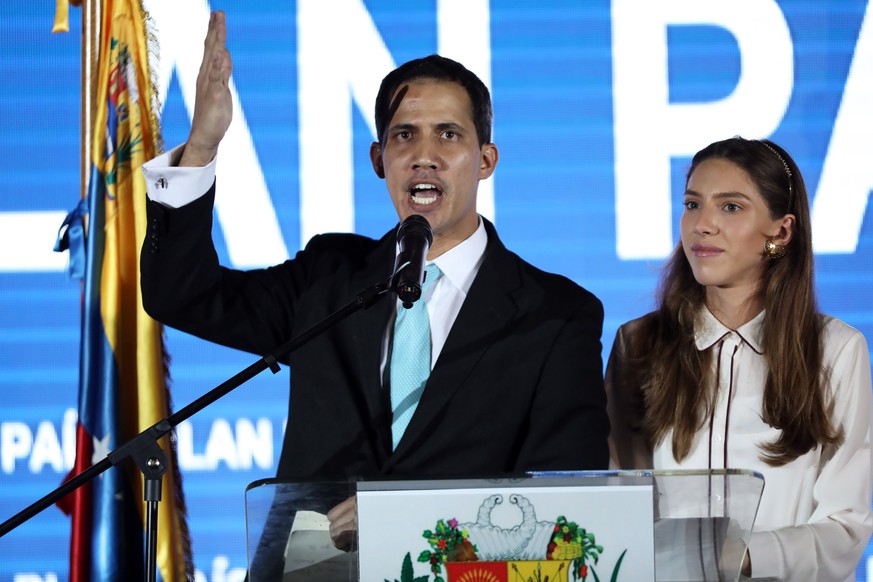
[{"x1": 180, "y1": 10, "x2": 233, "y2": 167}]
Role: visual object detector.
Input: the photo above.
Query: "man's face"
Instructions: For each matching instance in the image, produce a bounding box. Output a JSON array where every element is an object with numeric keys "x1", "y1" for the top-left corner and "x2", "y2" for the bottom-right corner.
[{"x1": 370, "y1": 79, "x2": 498, "y2": 259}]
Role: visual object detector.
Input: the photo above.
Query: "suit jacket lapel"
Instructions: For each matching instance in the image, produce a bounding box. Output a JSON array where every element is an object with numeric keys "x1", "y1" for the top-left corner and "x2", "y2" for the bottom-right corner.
[
  {"x1": 348, "y1": 228, "x2": 396, "y2": 462},
  {"x1": 390, "y1": 221, "x2": 520, "y2": 462}
]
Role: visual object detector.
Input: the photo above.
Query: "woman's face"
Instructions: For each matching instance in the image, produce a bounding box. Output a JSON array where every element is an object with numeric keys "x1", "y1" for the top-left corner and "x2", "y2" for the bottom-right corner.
[{"x1": 680, "y1": 158, "x2": 790, "y2": 296}]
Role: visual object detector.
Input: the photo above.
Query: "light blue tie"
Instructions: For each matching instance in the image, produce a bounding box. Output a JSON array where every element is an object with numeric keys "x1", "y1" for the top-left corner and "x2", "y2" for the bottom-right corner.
[{"x1": 390, "y1": 263, "x2": 442, "y2": 449}]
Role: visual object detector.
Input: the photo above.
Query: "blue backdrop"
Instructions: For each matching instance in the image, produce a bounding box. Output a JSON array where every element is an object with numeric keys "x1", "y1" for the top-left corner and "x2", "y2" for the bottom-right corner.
[{"x1": 1, "y1": 1, "x2": 872, "y2": 580}]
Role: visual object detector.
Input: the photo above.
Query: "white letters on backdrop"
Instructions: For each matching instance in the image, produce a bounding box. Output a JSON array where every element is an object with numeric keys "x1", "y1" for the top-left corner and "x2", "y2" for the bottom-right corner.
[
  {"x1": 611, "y1": 0, "x2": 793, "y2": 259},
  {"x1": 0, "y1": 1, "x2": 865, "y2": 267}
]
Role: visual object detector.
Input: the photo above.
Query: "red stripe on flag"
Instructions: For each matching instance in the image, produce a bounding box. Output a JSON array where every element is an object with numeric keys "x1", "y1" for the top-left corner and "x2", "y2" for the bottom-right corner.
[{"x1": 56, "y1": 423, "x2": 94, "y2": 582}]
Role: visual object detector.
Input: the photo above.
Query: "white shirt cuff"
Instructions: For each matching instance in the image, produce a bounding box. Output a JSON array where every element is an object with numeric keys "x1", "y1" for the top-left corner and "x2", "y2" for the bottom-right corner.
[
  {"x1": 747, "y1": 529, "x2": 785, "y2": 579},
  {"x1": 142, "y1": 144, "x2": 216, "y2": 208}
]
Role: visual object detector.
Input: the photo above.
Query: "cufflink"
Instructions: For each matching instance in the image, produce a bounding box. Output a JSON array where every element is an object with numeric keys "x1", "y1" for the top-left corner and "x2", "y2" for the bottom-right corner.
[{"x1": 155, "y1": 177, "x2": 168, "y2": 189}]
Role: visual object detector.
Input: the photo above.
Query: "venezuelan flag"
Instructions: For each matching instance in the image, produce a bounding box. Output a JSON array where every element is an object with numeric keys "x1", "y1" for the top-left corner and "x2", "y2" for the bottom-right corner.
[{"x1": 56, "y1": 0, "x2": 192, "y2": 579}]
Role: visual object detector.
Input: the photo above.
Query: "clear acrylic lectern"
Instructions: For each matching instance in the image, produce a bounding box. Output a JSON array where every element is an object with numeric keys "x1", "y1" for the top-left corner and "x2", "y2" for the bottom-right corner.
[{"x1": 245, "y1": 469, "x2": 766, "y2": 582}]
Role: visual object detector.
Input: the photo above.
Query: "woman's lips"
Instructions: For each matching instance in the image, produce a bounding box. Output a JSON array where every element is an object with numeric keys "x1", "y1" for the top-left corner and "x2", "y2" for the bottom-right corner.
[{"x1": 690, "y1": 244, "x2": 723, "y2": 257}]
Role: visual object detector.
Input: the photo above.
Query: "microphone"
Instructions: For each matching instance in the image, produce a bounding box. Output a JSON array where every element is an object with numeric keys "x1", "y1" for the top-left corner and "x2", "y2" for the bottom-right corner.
[{"x1": 391, "y1": 215, "x2": 433, "y2": 309}]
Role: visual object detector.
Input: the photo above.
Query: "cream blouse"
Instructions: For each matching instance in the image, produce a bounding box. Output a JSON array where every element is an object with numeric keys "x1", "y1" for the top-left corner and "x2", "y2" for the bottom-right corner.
[{"x1": 606, "y1": 308, "x2": 873, "y2": 581}]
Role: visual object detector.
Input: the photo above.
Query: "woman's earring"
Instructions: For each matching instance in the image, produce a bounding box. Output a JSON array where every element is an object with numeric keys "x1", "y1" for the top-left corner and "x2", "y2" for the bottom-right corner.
[{"x1": 764, "y1": 239, "x2": 786, "y2": 259}]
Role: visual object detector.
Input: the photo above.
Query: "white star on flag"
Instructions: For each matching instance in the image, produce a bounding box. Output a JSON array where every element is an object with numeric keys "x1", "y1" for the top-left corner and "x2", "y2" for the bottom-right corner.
[{"x1": 92, "y1": 433, "x2": 111, "y2": 466}]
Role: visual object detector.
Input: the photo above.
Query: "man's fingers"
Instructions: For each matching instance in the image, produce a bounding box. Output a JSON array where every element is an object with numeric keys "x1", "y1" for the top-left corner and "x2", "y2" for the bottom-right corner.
[
  {"x1": 327, "y1": 495, "x2": 358, "y2": 550},
  {"x1": 326, "y1": 496, "x2": 356, "y2": 520},
  {"x1": 182, "y1": 10, "x2": 232, "y2": 166},
  {"x1": 329, "y1": 515, "x2": 354, "y2": 537},
  {"x1": 331, "y1": 529, "x2": 357, "y2": 552},
  {"x1": 328, "y1": 512, "x2": 357, "y2": 552},
  {"x1": 213, "y1": 10, "x2": 226, "y2": 50},
  {"x1": 198, "y1": 11, "x2": 226, "y2": 82},
  {"x1": 197, "y1": 11, "x2": 217, "y2": 79}
]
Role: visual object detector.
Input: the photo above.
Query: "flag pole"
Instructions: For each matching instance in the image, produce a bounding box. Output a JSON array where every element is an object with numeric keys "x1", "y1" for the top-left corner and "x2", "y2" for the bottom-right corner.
[
  {"x1": 83, "y1": 0, "x2": 96, "y2": 204},
  {"x1": 50, "y1": 2, "x2": 193, "y2": 579}
]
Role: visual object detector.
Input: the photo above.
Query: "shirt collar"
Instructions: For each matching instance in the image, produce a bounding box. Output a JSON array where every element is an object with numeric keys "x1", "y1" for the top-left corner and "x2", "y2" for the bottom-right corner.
[
  {"x1": 428, "y1": 216, "x2": 488, "y2": 296},
  {"x1": 695, "y1": 307, "x2": 765, "y2": 354}
]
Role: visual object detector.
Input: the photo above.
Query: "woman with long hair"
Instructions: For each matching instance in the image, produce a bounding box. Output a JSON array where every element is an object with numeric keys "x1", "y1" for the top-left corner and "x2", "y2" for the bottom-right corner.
[{"x1": 607, "y1": 137, "x2": 872, "y2": 580}]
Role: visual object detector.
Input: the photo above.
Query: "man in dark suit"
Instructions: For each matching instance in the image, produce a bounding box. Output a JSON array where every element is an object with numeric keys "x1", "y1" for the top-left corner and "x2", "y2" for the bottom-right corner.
[{"x1": 140, "y1": 11, "x2": 608, "y2": 544}]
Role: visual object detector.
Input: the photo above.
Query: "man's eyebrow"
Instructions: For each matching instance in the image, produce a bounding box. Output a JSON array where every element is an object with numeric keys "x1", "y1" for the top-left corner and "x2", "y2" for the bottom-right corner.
[
  {"x1": 387, "y1": 122, "x2": 416, "y2": 133},
  {"x1": 435, "y1": 122, "x2": 465, "y2": 132},
  {"x1": 386, "y1": 122, "x2": 467, "y2": 134}
]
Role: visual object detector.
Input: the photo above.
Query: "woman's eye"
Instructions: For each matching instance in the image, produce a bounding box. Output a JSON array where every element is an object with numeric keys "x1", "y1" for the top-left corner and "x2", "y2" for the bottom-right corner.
[
  {"x1": 724, "y1": 202, "x2": 741, "y2": 212},
  {"x1": 683, "y1": 200, "x2": 698, "y2": 210}
]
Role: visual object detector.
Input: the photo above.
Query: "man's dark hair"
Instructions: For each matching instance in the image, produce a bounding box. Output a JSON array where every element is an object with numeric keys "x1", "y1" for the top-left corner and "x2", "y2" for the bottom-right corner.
[{"x1": 374, "y1": 54, "x2": 493, "y2": 147}]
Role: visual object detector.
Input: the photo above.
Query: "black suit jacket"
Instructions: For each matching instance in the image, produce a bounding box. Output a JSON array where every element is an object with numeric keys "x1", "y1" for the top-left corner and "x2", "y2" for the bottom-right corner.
[{"x1": 141, "y1": 185, "x2": 609, "y2": 480}]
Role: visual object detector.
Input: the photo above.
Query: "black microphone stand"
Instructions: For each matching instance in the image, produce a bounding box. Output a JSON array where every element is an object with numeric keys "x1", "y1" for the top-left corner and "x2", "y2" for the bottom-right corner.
[{"x1": 0, "y1": 276, "x2": 395, "y2": 581}]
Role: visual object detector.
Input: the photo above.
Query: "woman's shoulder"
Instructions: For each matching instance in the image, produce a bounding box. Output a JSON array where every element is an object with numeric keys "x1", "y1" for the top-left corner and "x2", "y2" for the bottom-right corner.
[
  {"x1": 820, "y1": 314, "x2": 868, "y2": 345},
  {"x1": 611, "y1": 311, "x2": 663, "y2": 359},
  {"x1": 819, "y1": 314, "x2": 870, "y2": 364},
  {"x1": 617, "y1": 311, "x2": 659, "y2": 337}
]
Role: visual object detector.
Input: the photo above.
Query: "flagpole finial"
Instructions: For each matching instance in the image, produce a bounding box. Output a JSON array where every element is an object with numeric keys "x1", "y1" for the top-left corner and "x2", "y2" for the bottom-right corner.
[{"x1": 53, "y1": 0, "x2": 71, "y2": 33}]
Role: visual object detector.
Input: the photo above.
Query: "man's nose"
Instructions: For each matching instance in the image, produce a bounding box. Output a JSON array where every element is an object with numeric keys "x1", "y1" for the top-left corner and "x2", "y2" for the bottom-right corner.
[{"x1": 411, "y1": 139, "x2": 442, "y2": 170}]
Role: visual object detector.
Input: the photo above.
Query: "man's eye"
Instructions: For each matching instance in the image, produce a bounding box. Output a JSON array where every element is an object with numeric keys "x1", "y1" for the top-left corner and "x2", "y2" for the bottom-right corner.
[{"x1": 443, "y1": 130, "x2": 457, "y2": 140}]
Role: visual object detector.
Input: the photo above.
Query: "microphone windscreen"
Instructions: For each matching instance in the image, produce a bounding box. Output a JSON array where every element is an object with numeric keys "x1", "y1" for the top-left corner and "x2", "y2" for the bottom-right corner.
[{"x1": 397, "y1": 214, "x2": 433, "y2": 246}]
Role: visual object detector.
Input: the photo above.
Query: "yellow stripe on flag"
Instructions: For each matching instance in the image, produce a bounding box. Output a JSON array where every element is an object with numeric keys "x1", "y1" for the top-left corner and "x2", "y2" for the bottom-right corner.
[{"x1": 91, "y1": 0, "x2": 191, "y2": 579}]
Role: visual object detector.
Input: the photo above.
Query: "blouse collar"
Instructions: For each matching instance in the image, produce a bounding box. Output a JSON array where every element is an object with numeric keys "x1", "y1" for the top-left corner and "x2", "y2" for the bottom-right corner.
[{"x1": 694, "y1": 307, "x2": 766, "y2": 354}]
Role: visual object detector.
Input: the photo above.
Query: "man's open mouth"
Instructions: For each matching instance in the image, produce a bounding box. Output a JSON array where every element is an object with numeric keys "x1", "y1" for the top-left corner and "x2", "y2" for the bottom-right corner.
[{"x1": 410, "y1": 183, "x2": 442, "y2": 205}]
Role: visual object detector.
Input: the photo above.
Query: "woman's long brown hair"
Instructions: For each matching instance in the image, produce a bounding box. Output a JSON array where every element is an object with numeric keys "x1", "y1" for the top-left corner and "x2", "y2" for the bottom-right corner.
[{"x1": 627, "y1": 137, "x2": 842, "y2": 466}]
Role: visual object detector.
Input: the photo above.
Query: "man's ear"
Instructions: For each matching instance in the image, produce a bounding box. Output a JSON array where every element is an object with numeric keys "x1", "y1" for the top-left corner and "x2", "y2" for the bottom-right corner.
[
  {"x1": 369, "y1": 142, "x2": 385, "y2": 179},
  {"x1": 478, "y1": 143, "x2": 499, "y2": 180}
]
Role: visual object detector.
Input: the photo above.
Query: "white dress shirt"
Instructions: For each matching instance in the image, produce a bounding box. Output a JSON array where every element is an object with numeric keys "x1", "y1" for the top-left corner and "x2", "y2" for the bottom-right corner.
[
  {"x1": 379, "y1": 218, "x2": 487, "y2": 379},
  {"x1": 650, "y1": 309, "x2": 873, "y2": 581}
]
